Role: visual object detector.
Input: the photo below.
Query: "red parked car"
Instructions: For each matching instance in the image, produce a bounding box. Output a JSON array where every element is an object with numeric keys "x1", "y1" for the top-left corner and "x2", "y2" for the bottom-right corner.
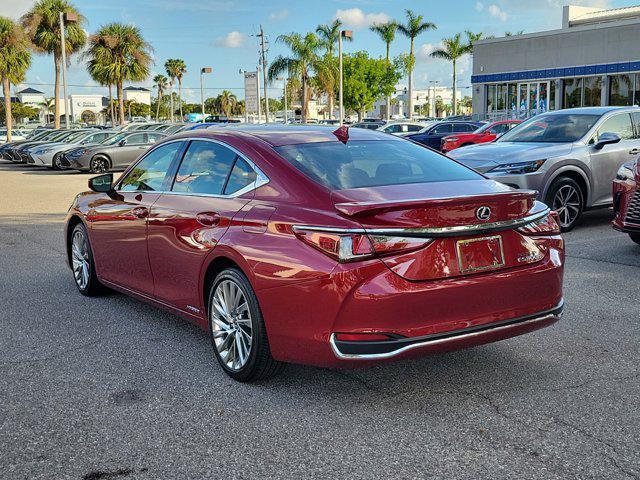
[
  {"x1": 65, "y1": 125, "x2": 565, "y2": 381},
  {"x1": 441, "y1": 120, "x2": 522, "y2": 153},
  {"x1": 612, "y1": 160, "x2": 640, "y2": 245}
]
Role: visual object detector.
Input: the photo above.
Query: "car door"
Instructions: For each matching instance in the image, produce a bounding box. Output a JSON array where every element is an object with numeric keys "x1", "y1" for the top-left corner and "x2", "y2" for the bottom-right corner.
[
  {"x1": 427, "y1": 123, "x2": 453, "y2": 149},
  {"x1": 88, "y1": 141, "x2": 184, "y2": 295},
  {"x1": 147, "y1": 139, "x2": 261, "y2": 313},
  {"x1": 589, "y1": 113, "x2": 637, "y2": 204}
]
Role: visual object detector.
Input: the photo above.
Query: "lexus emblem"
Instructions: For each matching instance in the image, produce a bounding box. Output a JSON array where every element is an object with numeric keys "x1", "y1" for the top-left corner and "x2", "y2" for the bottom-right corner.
[{"x1": 476, "y1": 206, "x2": 492, "y2": 221}]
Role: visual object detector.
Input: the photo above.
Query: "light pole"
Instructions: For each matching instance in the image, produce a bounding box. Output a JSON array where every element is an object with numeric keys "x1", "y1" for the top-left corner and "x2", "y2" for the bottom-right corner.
[
  {"x1": 59, "y1": 11, "x2": 77, "y2": 129},
  {"x1": 277, "y1": 77, "x2": 287, "y2": 124},
  {"x1": 200, "y1": 67, "x2": 212, "y2": 122},
  {"x1": 257, "y1": 25, "x2": 269, "y2": 123},
  {"x1": 429, "y1": 80, "x2": 439, "y2": 118},
  {"x1": 338, "y1": 29, "x2": 352, "y2": 126}
]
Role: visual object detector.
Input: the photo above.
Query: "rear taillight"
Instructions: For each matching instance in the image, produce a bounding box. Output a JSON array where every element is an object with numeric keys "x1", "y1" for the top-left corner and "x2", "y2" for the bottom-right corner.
[
  {"x1": 517, "y1": 211, "x2": 561, "y2": 236},
  {"x1": 293, "y1": 227, "x2": 431, "y2": 262}
]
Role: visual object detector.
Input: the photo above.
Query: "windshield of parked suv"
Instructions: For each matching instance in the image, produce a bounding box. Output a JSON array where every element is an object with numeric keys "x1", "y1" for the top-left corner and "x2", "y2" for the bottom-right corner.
[
  {"x1": 497, "y1": 113, "x2": 600, "y2": 143},
  {"x1": 275, "y1": 140, "x2": 483, "y2": 190}
]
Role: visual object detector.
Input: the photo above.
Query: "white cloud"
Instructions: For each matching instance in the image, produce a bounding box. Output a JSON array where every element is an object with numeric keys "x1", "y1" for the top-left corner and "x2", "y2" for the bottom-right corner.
[
  {"x1": 488, "y1": 4, "x2": 508, "y2": 21},
  {"x1": 214, "y1": 31, "x2": 247, "y2": 48},
  {"x1": 416, "y1": 42, "x2": 442, "y2": 62},
  {"x1": 334, "y1": 8, "x2": 390, "y2": 29},
  {"x1": 475, "y1": 1, "x2": 484, "y2": 11},
  {"x1": 269, "y1": 9, "x2": 288, "y2": 21},
  {"x1": 0, "y1": 0, "x2": 35, "y2": 19}
]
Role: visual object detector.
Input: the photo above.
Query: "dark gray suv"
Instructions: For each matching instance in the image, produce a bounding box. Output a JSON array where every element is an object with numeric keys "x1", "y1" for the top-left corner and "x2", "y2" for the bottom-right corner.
[{"x1": 449, "y1": 106, "x2": 640, "y2": 230}]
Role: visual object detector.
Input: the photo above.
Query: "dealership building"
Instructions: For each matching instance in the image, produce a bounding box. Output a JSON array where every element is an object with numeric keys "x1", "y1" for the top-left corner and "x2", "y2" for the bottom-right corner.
[{"x1": 471, "y1": 5, "x2": 640, "y2": 119}]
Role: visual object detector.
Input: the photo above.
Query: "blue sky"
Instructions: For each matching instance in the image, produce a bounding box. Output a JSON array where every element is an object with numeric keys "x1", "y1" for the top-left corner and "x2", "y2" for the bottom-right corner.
[{"x1": 2, "y1": 0, "x2": 628, "y2": 101}]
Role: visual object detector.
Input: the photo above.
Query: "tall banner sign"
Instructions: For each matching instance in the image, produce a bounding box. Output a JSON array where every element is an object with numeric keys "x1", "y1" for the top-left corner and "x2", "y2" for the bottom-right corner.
[{"x1": 244, "y1": 71, "x2": 259, "y2": 115}]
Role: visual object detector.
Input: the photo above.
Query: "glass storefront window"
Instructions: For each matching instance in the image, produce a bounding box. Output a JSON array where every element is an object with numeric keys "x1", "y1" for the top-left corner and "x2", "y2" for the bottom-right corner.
[
  {"x1": 563, "y1": 78, "x2": 582, "y2": 108},
  {"x1": 549, "y1": 81, "x2": 556, "y2": 110},
  {"x1": 583, "y1": 76, "x2": 602, "y2": 107},
  {"x1": 497, "y1": 84, "x2": 506, "y2": 110},
  {"x1": 519, "y1": 84, "x2": 527, "y2": 110},
  {"x1": 635, "y1": 74, "x2": 640, "y2": 107},
  {"x1": 508, "y1": 84, "x2": 517, "y2": 111},
  {"x1": 609, "y1": 74, "x2": 634, "y2": 106},
  {"x1": 539, "y1": 83, "x2": 548, "y2": 112},
  {"x1": 487, "y1": 85, "x2": 496, "y2": 112}
]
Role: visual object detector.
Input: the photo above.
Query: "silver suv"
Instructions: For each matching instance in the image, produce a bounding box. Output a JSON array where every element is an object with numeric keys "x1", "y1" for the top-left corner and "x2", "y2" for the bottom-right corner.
[{"x1": 449, "y1": 107, "x2": 640, "y2": 230}]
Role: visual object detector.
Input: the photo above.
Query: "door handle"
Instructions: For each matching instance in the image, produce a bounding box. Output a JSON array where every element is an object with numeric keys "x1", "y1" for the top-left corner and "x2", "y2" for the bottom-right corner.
[
  {"x1": 629, "y1": 148, "x2": 639, "y2": 155},
  {"x1": 196, "y1": 212, "x2": 221, "y2": 227},
  {"x1": 132, "y1": 206, "x2": 149, "y2": 218}
]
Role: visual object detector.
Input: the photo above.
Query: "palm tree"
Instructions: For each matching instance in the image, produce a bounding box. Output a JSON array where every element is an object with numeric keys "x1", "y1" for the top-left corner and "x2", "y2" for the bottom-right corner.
[
  {"x1": 268, "y1": 32, "x2": 321, "y2": 123},
  {"x1": 153, "y1": 74, "x2": 168, "y2": 121},
  {"x1": 465, "y1": 30, "x2": 484, "y2": 54},
  {"x1": 85, "y1": 23, "x2": 152, "y2": 125},
  {"x1": 398, "y1": 10, "x2": 436, "y2": 119},
  {"x1": 86, "y1": 50, "x2": 116, "y2": 126},
  {"x1": 0, "y1": 17, "x2": 31, "y2": 141},
  {"x1": 430, "y1": 33, "x2": 470, "y2": 116},
  {"x1": 316, "y1": 19, "x2": 352, "y2": 57},
  {"x1": 165, "y1": 59, "x2": 183, "y2": 122},
  {"x1": 21, "y1": 0, "x2": 86, "y2": 129},
  {"x1": 370, "y1": 21, "x2": 398, "y2": 120},
  {"x1": 39, "y1": 97, "x2": 55, "y2": 123},
  {"x1": 171, "y1": 59, "x2": 186, "y2": 119},
  {"x1": 217, "y1": 90, "x2": 237, "y2": 118}
]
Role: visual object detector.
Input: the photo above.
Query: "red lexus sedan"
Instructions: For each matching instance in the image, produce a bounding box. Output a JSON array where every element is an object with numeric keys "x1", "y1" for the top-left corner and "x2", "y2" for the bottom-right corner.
[
  {"x1": 65, "y1": 125, "x2": 565, "y2": 381},
  {"x1": 441, "y1": 120, "x2": 522, "y2": 153},
  {"x1": 612, "y1": 160, "x2": 640, "y2": 245}
]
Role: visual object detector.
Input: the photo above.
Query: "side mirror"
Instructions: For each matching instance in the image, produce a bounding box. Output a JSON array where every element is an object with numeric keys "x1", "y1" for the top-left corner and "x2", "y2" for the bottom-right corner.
[
  {"x1": 594, "y1": 132, "x2": 621, "y2": 150},
  {"x1": 118, "y1": 139, "x2": 127, "y2": 146},
  {"x1": 88, "y1": 173, "x2": 113, "y2": 193}
]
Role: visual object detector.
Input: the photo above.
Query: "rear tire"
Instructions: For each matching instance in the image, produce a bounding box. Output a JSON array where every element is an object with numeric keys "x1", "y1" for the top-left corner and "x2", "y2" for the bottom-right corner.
[
  {"x1": 208, "y1": 268, "x2": 283, "y2": 382},
  {"x1": 629, "y1": 233, "x2": 640, "y2": 246},
  {"x1": 545, "y1": 177, "x2": 584, "y2": 232},
  {"x1": 90, "y1": 155, "x2": 110, "y2": 174},
  {"x1": 70, "y1": 223, "x2": 103, "y2": 296}
]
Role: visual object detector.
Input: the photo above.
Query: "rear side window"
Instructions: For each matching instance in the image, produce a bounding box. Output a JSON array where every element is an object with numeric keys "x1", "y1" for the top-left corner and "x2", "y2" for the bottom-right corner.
[
  {"x1": 275, "y1": 140, "x2": 482, "y2": 190},
  {"x1": 172, "y1": 140, "x2": 237, "y2": 195},
  {"x1": 119, "y1": 142, "x2": 182, "y2": 192},
  {"x1": 224, "y1": 158, "x2": 257, "y2": 195}
]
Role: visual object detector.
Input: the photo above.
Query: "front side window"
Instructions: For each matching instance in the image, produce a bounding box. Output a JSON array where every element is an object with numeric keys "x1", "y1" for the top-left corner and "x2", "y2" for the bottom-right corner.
[
  {"x1": 172, "y1": 141, "x2": 237, "y2": 195},
  {"x1": 498, "y1": 113, "x2": 600, "y2": 143},
  {"x1": 489, "y1": 123, "x2": 509, "y2": 135},
  {"x1": 123, "y1": 133, "x2": 146, "y2": 145},
  {"x1": 406, "y1": 124, "x2": 422, "y2": 132},
  {"x1": 119, "y1": 142, "x2": 182, "y2": 192},
  {"x1": 432, "y1": 124, "x2": 452, "y2": 135},
  {"x1": 275, "y1": 140, "x2": 482, "y2": 190},
  {"x1": 597, "y1": 113, "x2": 634, "y2": 141}
]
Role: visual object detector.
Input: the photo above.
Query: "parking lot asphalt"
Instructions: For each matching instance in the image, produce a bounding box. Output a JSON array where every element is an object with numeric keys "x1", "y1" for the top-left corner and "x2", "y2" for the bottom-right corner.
[{"x1": 0, "y1": 160, "x2": 638, "y2": 480}]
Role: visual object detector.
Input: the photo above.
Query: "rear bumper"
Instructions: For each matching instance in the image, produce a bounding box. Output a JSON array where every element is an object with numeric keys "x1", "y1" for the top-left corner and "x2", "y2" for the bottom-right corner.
[{"x1": 330, "y1": 300, "x2": 563, "y2": 359}]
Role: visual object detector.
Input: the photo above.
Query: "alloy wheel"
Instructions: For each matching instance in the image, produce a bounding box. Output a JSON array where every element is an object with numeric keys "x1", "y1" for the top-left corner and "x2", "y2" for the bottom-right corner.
[
  {"x1": 71, "y1": 229, "x2": 90, "y2": 290},
  {"x1": 91, "y1": 157, "x2": 108, "y2": 173},
  {"x1": 53, "y1": 153, "x2": 63, "y2": 170},
  {"x1": 552, "y1": 184, "x2": 581, "y2": 228},
  {"x1": 210, "y1": 279, "x2": 253, "y2": 371}
]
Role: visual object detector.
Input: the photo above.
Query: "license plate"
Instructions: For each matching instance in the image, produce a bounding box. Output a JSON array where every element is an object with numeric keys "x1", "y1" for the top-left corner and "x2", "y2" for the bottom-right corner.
[{"x1": 456, "y1": 235, "x2": 505, "y2": 274}]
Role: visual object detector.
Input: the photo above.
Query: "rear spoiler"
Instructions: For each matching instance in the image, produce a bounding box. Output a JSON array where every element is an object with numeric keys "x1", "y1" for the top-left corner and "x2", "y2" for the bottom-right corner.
[{"x1": 334, "y1": 190, "x2": 538, "y2": 216}]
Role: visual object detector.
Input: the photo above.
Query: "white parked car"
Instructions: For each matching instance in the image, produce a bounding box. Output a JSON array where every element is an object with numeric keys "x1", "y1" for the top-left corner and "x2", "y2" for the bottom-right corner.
[
  {"x1": 0, "y1": 128, "x2": 26, "y2": 144},
  {"x1": 27, "y1": 130, "x2": 115, "y2": 169},
  {"x1": 376, "y1": 121, "x2": 429, "y2": 137}
]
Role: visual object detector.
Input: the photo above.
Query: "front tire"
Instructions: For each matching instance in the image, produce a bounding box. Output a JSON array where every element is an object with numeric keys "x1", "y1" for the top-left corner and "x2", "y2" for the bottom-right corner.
[
  {"x1": 208, "y1": 268, "x2": 282, "y2": 382},
  {"x1": 70, "y1": 223, "x2": 102, "y2": 296},
  {"x1": 545, "y1": 177, "x2": 584, "y2": 232},
  {"x1": 90, "y1": 155, "x2": 110, "y2": 174},
  {"x1": 629, "y1": 233, "x2": 640, "y2": 246},
  {"x1": 52, "y1": 153, "x2": 64, "y2": 170}
]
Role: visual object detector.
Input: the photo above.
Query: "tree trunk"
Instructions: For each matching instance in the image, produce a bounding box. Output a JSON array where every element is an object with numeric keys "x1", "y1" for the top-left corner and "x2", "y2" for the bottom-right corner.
[
  {"x1": 408, "y1": 38, "x2": 414, "y2": 120},
  {"x1": 156, "y1": 89, "x2": 162, "y2": 121},
  {"x1": 117, "y1": 81, "x2": 125, "y2": 125},
  {"x1": 385, "y1": 42, "x2": 391, "y2": 121},
  {"x1": 302, "y1": 75, "x2": 308, "y2": 123},
  {"x1": 3, "y1": 78, "x2": 12, "y2": 142},
  {"x1": 358, "y1": 109, "x2": 363, "y2": 122},
  {"x1": 328, "y1": 90, "x2": 334, "y2": 120},
  {"x1": 169, "y1": 81, "x2": 174, "y2": 123},
  {"x1": 108, "y1": 84, "x2": 115, "y2": 126},
  {"x1": 54, "y1": 56, "x2": 61, "y2": 128},
  {"x1": 178, "y1": 79, "x2": 183, "y2": 120},
  {"x1": 452, "y1": 60, "x2": 457, "y2": 116}
]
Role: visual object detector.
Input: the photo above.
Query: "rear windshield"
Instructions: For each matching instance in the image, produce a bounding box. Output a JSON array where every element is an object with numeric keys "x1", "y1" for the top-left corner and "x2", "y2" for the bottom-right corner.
[{"x1": 274, "y1": 140, "x2": 482, "y2": 190}]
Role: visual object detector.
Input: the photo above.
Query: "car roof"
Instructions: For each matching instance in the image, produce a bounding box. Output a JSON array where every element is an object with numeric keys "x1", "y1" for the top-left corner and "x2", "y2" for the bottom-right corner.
[
  {"x1": 174, "y1": 124, "x2": 402, "y2": 147},
  {"x1": 545, "y1": 106, "x2": 640, "y2": 115}
]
